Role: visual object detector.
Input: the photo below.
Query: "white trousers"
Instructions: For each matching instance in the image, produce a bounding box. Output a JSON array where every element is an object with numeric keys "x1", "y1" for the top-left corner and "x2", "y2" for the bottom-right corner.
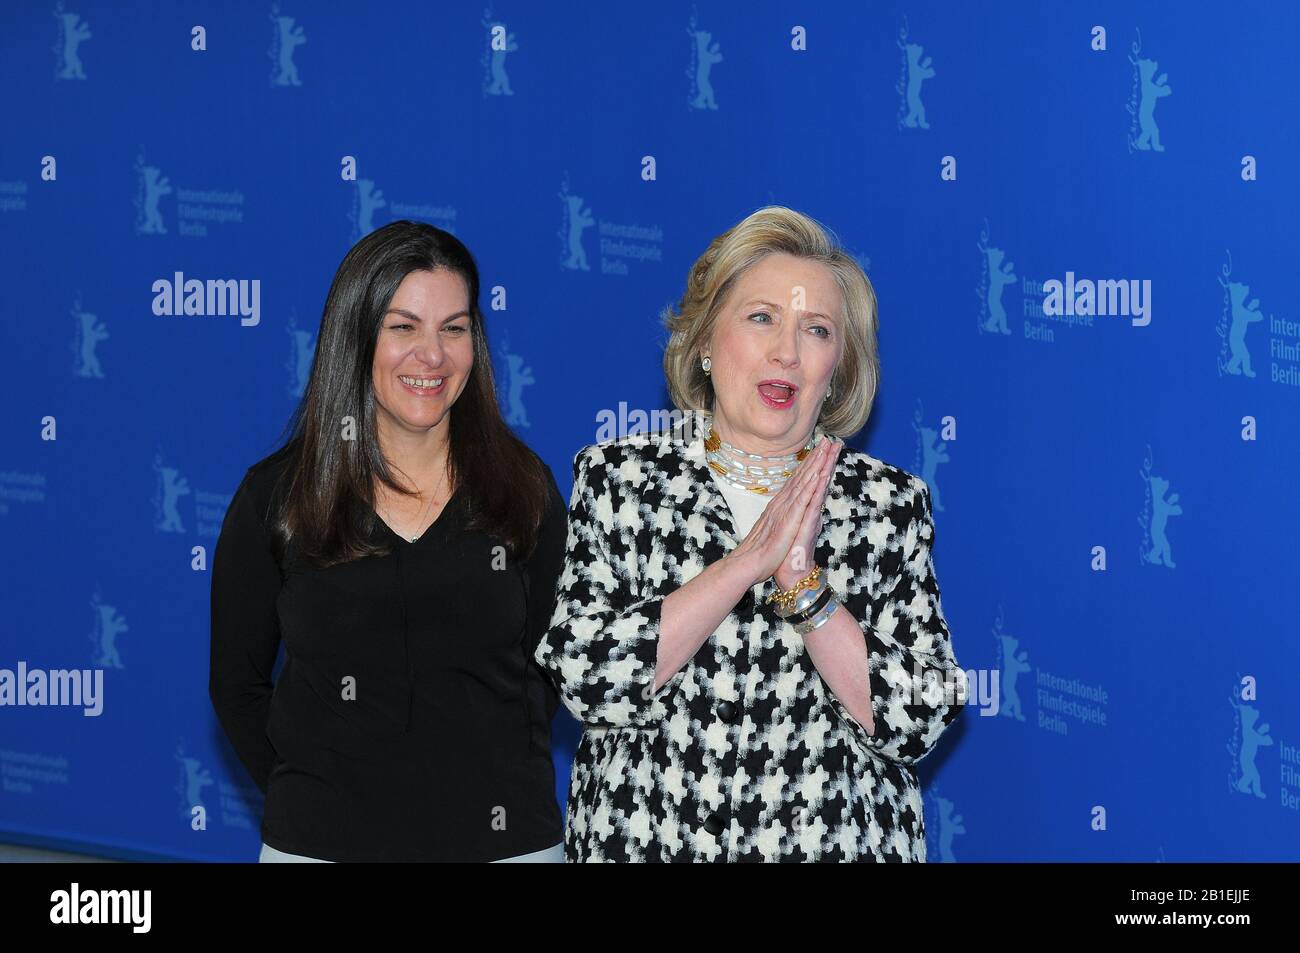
[{"x1": 258, "y1": 841, "x2": 564, "y2": 863}]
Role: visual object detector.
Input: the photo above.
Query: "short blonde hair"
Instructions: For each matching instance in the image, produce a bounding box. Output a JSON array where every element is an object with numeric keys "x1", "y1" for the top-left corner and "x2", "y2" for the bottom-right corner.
[{"x1": 662, "y1": 205, "x2": 880, "y2": 438}]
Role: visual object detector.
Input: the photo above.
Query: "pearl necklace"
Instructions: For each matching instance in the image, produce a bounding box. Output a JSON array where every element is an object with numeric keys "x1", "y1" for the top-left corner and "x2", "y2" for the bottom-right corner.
[{"x1": 704, "y1": 423, "x2": 815, "y2": 494}]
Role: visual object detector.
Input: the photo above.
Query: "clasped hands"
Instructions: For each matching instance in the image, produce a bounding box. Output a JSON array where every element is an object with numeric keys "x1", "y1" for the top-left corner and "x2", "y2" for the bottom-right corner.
[{"x1": 726, "y1": 435, "x2": 844, "y2": 593}]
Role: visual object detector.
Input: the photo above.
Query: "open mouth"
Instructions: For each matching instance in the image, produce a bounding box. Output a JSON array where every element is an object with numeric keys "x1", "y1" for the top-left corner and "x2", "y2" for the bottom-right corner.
[
  {"x1": 399, "y1": 375, "x2": 446, "y2": 394},
  {"x1": 756, "y1": 380, "x2": 797, "y2": 408}
]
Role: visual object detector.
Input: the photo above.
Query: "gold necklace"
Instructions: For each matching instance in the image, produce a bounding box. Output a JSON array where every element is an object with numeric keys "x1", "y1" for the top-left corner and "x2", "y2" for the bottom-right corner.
[
  {"x1": 380, "y1": 468, "x2": 448, "y2": 542},
  {"x1": 704, "y1": 424, "x2": 815, "y2": 494}
]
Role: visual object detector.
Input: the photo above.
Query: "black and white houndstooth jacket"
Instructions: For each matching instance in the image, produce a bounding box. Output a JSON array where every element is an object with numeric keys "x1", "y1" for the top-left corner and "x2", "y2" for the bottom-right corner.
[{"x1": 534, "y1": 410, "x2": 964, "y2": 862}]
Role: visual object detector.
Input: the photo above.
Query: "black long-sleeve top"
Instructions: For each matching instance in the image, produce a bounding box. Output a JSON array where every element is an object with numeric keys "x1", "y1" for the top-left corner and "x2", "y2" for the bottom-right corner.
[{"x1": 208, "y1": 442, "x2": 567, "y2": 862}]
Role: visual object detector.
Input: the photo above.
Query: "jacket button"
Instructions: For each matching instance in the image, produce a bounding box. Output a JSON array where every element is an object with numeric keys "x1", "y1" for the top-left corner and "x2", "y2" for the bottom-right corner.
[
  {"x1": 702, "y1": 812, "x2": 725, "y2": 837},
  {"x1": 717, "y1": 700, "x2": 737, "y2": 723}
]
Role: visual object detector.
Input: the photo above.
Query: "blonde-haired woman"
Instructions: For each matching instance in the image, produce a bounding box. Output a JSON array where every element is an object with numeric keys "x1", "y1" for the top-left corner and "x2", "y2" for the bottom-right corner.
[{"x1": 536, "y1": 205, "x2": 965, "y2": 862}]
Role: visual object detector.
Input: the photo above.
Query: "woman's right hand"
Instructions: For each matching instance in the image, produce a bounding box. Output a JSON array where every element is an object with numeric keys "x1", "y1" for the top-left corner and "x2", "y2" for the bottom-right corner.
[{"x1": 724, "y1": 438, "x2": 837, "y2": 589}]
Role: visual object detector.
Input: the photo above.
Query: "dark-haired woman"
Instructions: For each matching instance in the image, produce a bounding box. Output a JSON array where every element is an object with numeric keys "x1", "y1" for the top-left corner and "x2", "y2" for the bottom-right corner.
[{"x1": 209, "y1": 220, "x2": 566, "y2": 862}]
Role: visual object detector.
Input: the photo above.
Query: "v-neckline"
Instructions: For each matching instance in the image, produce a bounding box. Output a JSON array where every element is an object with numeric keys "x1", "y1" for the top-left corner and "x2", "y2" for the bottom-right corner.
[{"x1": 374, "y1": 482, "x2": 463, "y2": 546}]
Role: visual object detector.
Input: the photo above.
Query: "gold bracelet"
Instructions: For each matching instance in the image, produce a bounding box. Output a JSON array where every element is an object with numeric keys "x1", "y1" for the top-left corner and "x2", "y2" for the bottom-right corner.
[{"x1": 766, "y1": 565, "x2": 822, "y2": 615}]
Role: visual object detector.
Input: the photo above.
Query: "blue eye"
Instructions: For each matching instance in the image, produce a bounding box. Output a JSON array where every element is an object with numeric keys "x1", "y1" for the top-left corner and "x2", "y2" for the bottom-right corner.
[
  {"x1": 749, "y1": 311, "x2": 772, "y2": 323},
  {"x1": 809, "y1": 325, "x2": 830, "y2": 338}
]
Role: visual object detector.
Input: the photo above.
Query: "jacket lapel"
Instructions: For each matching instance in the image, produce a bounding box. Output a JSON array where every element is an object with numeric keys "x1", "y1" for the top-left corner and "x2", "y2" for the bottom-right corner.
[{"x1": 677, "y1": 412, "x2": 738, "y2": 546}]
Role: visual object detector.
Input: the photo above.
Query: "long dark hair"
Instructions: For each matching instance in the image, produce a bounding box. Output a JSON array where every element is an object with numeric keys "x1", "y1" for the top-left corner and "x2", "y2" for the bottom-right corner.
[{"x1": 267, "y1": 220, "x2": 551, "y2": 569}]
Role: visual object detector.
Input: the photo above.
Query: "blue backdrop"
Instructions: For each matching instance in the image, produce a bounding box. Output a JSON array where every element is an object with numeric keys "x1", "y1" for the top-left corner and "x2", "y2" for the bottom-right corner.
[{"x1": 2, "y1": 0, "x2": 1297, "y2": 862}]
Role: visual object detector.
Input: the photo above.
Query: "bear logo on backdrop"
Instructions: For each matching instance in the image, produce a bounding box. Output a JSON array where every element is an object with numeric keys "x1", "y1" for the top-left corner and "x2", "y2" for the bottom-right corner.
[
  {"x1": 133, "y1": 150, "x2": 244, "y2": 238},
  {"x1": 174, "y1": 742, "x2": 214, "y2": 822},
  {"x1": 494, "y1": 332, "x2": 535, "y2": 429},
  {"x1": 269, "y1": 4, "x2": 306, "y2": 87},
  {"x1": 557, "y1": 174, "x2": 663, "y2": 276},
  {"x1": 1127, "y1": 29, "x2": 1172, "y2": 153},
  {"x1": 152, "y1": 454, "x2": 191, "y2": 535},
  {"x1": 979, "y1": 218, "x2": 1154, "y2": 342},
  {"x1": 71, "y1": 296, "x2": 108, "y2": 379},
  {"x1": 52, "y1": 3, "x2": 91, "y2": 81},
  {"x1": 152, "y1": 452, "x2": 228, "y2": 539},
  {"x1": 1137, "y1": 445, "x2": 1181, "y2": 570},
  {"x1": 993, "y1": 607, "x2": 1030, "y2": 724},
  {"x1": 481, "y1": 9, "x2": 518, "y2": 97},
  {"x1": 1225, "y1": 673, "x2": 1300, "y2": 821},
  {"x1": 88, "y1": 590, "x2": 127, "y2": 670},
  {"x1": 977, "y1": 221, "x2": 1018, "y2": 336},
  {"x1": 134, "y1": 153, "x2": 173, "y2": 236},
  {"x1": 924, "y1": 789, "x2": 966, "y2": 862},
  {"x1": 175, "y1": 740, "x2": 262, "y2": 833},
  {"x1": 559, "y1": 177, "x2": 595, "y2": 271},
  {"x1": 347, "y1": 177, "x2": 456, "y2": 244},
  {"x1": 912, "y1": 403, "x2": 950, "y2": 514},
  {"x1": 1217, "y1": 250, "x2": 1300, "y2": 389},
  {"x1": 896, "y1": 18, "x2": 935, "y2": 131},
  {"x1": 1218, "y1": 252, "x2": 1266, "y2": 380},
  {"x1": 686, "y1": 10, "x2": 722, "y2": 110},
  {"x1": 352, "y1": 179, "x2": 387, "y2": 240},
  {"x1": 993, "y1": 605, "x2": 1109, "y2": 738}
]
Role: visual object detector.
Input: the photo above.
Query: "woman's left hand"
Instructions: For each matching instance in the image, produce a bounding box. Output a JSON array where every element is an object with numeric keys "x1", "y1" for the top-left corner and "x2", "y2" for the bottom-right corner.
[{"x1": 773, "y1": 437, "x2": 841, "y2": 590}]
